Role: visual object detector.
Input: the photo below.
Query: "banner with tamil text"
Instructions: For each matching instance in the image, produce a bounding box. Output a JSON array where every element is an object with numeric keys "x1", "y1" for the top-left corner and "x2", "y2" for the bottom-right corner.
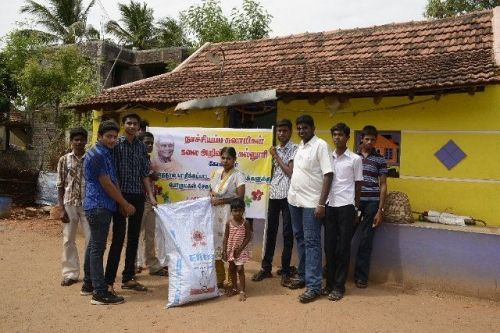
[{"x1": 148, "y1": 127, "x2": 273, "y2": 219}]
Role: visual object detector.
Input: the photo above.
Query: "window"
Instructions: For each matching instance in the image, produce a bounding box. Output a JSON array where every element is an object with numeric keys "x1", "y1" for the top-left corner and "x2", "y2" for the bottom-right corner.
[
  {"x1": 384, "y1": 148, "x2": 393, "y2": 160},
  {"x1": 355, "y1": 130, "x2": 401, "y2": 178},
  {"x1": 0, "y1": 126, "x2": 6, "y2": 150}
]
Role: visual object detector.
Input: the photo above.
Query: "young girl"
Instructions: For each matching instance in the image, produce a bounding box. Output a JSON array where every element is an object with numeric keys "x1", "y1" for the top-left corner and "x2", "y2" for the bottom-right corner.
[{"x1": 222, "y1": 198, "x2": 252, "y2": 301}]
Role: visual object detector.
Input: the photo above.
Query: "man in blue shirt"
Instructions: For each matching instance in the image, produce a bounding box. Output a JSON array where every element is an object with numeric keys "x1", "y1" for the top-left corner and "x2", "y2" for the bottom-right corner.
[
  {"x1": 105, "y1": 113, "x2": 157, "y2": 293},
  {"x1": 81, "y1": 120, "x2": 135, "y2": 305}
]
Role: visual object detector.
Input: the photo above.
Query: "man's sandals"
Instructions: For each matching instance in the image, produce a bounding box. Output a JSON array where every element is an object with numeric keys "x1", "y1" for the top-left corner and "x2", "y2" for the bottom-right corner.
[
  {"x1": 121, "y1": 278, "x2": 147, "y2": 291},
  {"x1": 61, "y1": 278, "x2": 78, "y2": 287},
  {"x1": 150, "y1": 267, "x2": 169, "y2": 276}
]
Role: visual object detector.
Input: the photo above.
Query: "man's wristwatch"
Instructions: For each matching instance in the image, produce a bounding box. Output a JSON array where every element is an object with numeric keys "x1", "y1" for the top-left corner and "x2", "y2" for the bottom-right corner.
[{"x1": 355, "y1": 206, "x2": 362, "y2": 217}]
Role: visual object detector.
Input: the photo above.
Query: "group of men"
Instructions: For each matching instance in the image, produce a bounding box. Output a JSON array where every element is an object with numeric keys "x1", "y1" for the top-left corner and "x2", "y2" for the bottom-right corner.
[
  {"x1": 252, "y1": 115, "x2": 387, "y2": 304},
  {"x1": 57, "y1": 112, "x2": 386, "y2": 306},
  {"x1": 58, "y1": 113, "x2": 168, "y2": 305}
]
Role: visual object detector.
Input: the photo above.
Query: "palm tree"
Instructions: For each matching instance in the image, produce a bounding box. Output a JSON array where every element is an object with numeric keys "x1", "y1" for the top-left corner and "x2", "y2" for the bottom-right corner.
[
  {"x1": 156, "y1": 17, "x2": 190, "y2": 48},
  {"x1": 105, "y1": 1, "x2": 156, "y2": 50},
  {"x1": 20, "y1": 0, "x2": 98, "y2": 44}
]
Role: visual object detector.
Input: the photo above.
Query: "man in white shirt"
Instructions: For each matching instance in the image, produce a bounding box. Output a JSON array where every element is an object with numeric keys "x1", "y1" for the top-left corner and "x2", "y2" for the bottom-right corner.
[
  {"x1": 287, "y1": 115, "x2": 333, "y2": 304},
  {"x1": 324, "y1": 123, "x2": 363, "y2": 301}
]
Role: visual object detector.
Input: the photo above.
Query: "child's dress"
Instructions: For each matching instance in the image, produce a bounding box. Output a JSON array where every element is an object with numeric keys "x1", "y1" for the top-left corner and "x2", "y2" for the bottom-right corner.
[{"x1": 226, "y1": 220, "x2": 251, "y2": 265}]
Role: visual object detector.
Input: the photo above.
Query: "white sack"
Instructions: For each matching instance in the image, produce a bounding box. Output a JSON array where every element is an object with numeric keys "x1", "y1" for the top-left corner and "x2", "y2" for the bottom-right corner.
[
  {"x1": 425, "y1": 210, "x2": 469, "y2": 226},
  {"x1": 36, "y1": 171, "x2": 58, "y2": 205},
  {"x1": 155, "y1": 197, "x2": 219, "y2": 308}
]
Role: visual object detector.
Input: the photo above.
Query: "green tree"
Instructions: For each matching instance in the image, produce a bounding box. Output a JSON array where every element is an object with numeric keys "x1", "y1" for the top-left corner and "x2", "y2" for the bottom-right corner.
[
  {"x1": 0, "y1": 54, "x2": 18, "y2": 115},
  {"x1": 1, "y1": 29, "x2": 49, "y2": 76},
  {"x1": 18, "y1": 45, "x2": 97, "y2": 115},
  {"x1": 180, "y1": 0, "x2": 234, "y2": 46},
  {"x1": 231, "y1": 0, "x2": 273, "y2": 40},
  {"x1": 105, "y1": 0, "x2": 157, "y2": 50},
  {"x1": 2, "y1": 29, "x2": 98, "y2": 119},
  {"x1": 424, "y1": 0, "x2": 500, "y2": 18},
  {"x1": 156, "y1": 17, "x2": 191, "y2": 48},
  {"x1": 20, "y1": 0, "x2": 98, "y2": 44},
  {"x1": 180, "y1": 0, "x2": 272, "y2": 47}
]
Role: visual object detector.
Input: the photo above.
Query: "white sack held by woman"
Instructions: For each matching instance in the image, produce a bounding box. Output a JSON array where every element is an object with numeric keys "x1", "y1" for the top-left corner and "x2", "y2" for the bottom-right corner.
[{"x1": 155, "y1": 197, "x2": 219, "y2": 308}]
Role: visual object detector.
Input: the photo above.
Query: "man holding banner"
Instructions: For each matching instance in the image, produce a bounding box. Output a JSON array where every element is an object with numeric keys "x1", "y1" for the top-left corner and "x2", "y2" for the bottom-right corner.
[
  {"x1": 252, "y1": 119, "x2": 297, "y2": 286},
  {"x1": 105, "y1": 113, "x2": 157, "y2": 294}
]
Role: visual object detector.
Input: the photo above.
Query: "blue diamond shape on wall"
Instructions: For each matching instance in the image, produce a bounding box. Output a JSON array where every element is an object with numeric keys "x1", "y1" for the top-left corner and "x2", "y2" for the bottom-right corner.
[{"x1": 435, "y1": 140, "x2": 466, "y2": 170}]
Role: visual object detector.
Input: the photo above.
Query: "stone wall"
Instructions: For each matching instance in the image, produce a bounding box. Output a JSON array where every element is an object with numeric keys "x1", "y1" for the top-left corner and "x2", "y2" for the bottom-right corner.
[
  {"x1": 78, "y1": 41, "x2": 189, "y2": 88},
  {"x1": 30, "y1": 110, "x2": 62, "y2": 171},
  {"x1": 24, "y1": 42, "x2": 189, "y2": 170}
]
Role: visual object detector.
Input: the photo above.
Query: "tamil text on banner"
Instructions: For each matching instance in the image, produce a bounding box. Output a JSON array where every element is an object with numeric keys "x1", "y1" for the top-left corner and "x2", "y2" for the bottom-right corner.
[{"x1": 148, "y1": 127, "x2": 273, "y2": 219}]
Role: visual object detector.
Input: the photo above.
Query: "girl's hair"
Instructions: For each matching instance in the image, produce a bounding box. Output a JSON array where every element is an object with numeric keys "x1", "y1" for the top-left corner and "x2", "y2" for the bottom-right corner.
[
  {"x1": 230, "y1": 198, "x2": 245, "y2": 210},
  {"x1": 220, "y1": 146, "x2": 237, "y2": 159}
]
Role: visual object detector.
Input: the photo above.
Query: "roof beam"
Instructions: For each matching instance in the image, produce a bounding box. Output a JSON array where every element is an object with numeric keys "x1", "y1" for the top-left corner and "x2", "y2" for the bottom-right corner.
[
  {"x1": 175, "y1": 89, "x2": 277, "y2": 111},
  {"x1": 493, "y1": 6, "x2": 500, "y2": 67}
]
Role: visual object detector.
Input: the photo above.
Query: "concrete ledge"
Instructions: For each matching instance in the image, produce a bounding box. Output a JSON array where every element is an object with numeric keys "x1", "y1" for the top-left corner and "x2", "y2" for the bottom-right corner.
[
  {"x1": 252, "y1": 220, "x2": 500, "y2": 301},
  {"x1": 365, "y1": 222, "x2": 500, "y2": 301}
]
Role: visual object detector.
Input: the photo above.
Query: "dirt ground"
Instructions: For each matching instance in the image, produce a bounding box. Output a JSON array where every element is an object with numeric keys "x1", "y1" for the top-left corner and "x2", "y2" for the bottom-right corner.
[{"x1": 0, "y1": 213, "x2": 499, "y2": 333}]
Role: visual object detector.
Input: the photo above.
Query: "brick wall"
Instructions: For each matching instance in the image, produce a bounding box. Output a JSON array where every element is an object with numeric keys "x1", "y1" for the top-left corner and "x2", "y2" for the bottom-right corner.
[{"x1": 30, "y1": 110, "x2": 61, "y2": 171}]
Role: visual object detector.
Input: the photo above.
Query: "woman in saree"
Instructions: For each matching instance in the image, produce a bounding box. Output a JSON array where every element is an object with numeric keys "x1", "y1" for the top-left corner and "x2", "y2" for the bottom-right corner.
[{"x1": 209, "y1": 147, "x2": 246, "y2": 288}]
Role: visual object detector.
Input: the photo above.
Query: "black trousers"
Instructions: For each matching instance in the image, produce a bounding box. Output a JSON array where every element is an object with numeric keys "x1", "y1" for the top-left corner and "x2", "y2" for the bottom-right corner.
[
  {"x1": 105, "y1": 193, "x2": 145, "y2": 285},
  {"x1": 324, "y1": 204, "x2": 355, "y2": 293},
  {"x1": 261, "y1": 198, "x2": 294, "y2": 275},
  {"x1": 353, "y1": 200, "x2": 379, "y2": 283}
]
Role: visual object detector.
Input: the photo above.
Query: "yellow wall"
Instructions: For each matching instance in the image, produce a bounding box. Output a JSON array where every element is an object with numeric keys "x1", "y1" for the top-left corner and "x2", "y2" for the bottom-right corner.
[
  {"x1": 91, "y1": 86, "x2": 500, "y2": 225},
  {"x1": 277, "y1": 86, "x2": 500, "y2": 226},
  {"x1": 91, "y1": 106, "x2": 226, "y2": 143}
]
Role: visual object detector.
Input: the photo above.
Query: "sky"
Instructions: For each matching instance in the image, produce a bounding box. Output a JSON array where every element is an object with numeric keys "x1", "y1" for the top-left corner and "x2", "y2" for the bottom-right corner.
[{"x1": 0, "y1": 0, "x2": 427, "y2": 41}]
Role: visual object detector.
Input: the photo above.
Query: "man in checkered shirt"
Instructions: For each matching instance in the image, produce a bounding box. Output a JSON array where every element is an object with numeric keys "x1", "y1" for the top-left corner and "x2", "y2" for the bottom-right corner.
[
  {"x1": 105, "y1": 113, "x2": 157, "y2": 293},
  {"x1": 252, "y1": 119, "x2": 298, "y2": 286}
]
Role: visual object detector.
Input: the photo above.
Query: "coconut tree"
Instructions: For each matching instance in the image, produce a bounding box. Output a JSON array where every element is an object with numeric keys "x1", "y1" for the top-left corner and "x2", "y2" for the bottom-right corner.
[
  {"x1": 105, "y1": 1, "x2": 157, "y2": 50},
  {"x1": 156, "y1": 17, "x2": 190, "y2": 48},
  {"x1": 20, "y1": 0, "x2": 98, "y2": 44}
]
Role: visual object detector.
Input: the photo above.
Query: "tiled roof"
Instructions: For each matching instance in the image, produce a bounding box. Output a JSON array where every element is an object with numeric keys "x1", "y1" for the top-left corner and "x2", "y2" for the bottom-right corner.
[
  {"x1": 71, "y1": 10, "x2": 500, "y2": 110},
  {"x1": 9, "y1": 111, "x2": 25, "y2": 123},
  {"x1": 0, "y1": 110, "x2": 27, "y2": 124}
]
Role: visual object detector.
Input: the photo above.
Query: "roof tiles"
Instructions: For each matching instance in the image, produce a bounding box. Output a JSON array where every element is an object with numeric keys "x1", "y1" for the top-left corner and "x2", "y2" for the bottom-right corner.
[{"x1": 72, "y1": 10, "x2": 500, "y2": 110}]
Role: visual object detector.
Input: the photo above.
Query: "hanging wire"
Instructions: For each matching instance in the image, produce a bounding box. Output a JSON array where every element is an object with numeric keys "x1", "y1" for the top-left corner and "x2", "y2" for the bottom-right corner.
[{"x1": 93, "y1": 0, "x2": 128, "y2": 89}]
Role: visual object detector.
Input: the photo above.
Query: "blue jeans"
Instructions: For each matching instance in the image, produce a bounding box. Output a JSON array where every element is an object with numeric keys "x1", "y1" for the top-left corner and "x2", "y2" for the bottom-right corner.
[
  {"x1": 354, "y1": 201, "x2": 379, "y2": 283},
  {"x1": 83, "y1": 208, "x2": 113, "y2": 296},
  {"x1": 289, "y1": 204, "x2": 322, "y2": 293}
]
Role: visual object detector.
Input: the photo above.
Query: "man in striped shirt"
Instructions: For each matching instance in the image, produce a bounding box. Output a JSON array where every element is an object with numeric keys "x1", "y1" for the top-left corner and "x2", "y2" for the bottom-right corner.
[
  {"x1": 57, "y1": 127, "x2": 89, "y2": 287},
  {"x1": 353, "y1": 125, "x2": 387, "y2": 289}
]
